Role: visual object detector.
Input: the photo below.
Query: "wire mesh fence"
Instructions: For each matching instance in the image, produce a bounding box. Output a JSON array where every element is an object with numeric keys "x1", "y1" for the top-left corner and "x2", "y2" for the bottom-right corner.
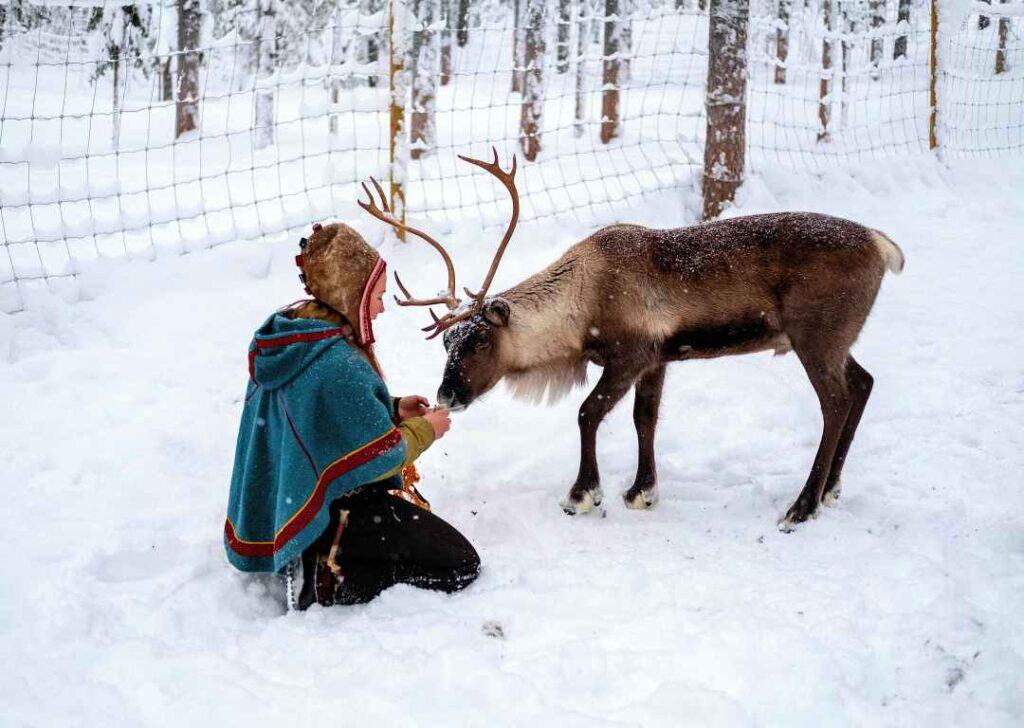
[{"x1": 0, "y1": 0, "x2": 1021, "y2": 312}]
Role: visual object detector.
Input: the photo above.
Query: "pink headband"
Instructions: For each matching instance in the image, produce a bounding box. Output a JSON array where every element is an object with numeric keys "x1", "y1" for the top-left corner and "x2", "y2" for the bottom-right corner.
[{"x1": 357, "y1": 256, "x2": 387, "y2": 346}]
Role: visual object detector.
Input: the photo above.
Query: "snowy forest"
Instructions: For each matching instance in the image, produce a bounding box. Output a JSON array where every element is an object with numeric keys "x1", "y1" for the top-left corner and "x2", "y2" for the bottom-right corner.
[{"x1": 0, "y1": 0, "x2": 1020, "y2": 298}]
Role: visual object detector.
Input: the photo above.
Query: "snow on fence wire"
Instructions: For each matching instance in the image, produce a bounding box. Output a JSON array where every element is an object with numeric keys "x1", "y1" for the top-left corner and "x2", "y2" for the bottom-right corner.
[{"x1": 0, "y1": 0, "x2": 1021, "y2": 313}]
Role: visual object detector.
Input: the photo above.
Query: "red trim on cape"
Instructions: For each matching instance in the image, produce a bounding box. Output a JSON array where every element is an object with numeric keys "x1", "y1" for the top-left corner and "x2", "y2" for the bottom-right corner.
[
  {"x1": 247, "y1": 327, "x2": 347, "y2": 382},
  {"x1": 225, "y1": 427, "x2": 403, "y2": 559}
]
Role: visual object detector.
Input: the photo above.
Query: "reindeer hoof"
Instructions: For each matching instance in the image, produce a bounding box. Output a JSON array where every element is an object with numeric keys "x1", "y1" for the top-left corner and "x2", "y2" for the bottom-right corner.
[
  {"x1": 778, "y1": 499, "x2": 820, "y2": 532},
  {"x1": 623, "y1": 485, "x2": 658, "y2": 510},
  {"x1": 822, "y1": 481, "x2": 842, "y2": 508},
  {"x1": 560, "y1": 488, "x2": 603, "y2": 515}
]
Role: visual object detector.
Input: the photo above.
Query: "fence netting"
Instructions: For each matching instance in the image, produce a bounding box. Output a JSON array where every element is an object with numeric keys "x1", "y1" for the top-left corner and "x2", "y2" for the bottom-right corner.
[{"x1": 1, "y1": 0, "x2": 1021, "y2": 312}]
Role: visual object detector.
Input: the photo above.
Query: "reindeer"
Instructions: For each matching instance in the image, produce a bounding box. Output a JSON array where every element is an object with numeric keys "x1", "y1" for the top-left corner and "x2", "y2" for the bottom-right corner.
[{"x1": 359, "y1": 150, "x2": 904, "y2": 530}]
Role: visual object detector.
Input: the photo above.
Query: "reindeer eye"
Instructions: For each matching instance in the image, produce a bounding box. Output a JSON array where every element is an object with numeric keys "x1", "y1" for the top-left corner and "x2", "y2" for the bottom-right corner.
[{"x1": 474, "y1": 339, "x2": 490, "y2": 352}]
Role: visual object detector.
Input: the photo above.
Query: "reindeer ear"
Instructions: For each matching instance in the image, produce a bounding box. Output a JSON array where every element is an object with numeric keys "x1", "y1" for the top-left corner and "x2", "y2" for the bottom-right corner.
[{"x1": 483, "y1": 299, "x2": 510, "y2": 327}]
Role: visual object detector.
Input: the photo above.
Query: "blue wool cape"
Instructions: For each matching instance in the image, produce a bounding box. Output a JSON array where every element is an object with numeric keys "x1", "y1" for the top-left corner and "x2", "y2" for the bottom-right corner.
[{"x1": 224, "y1": 313, "x2": 405, "y2": 573}]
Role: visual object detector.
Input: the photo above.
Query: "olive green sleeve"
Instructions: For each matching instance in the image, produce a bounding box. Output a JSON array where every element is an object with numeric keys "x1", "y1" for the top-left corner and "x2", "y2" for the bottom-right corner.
[{"x1": 370, "y1": 417, "x2": 436, "y2": 483}]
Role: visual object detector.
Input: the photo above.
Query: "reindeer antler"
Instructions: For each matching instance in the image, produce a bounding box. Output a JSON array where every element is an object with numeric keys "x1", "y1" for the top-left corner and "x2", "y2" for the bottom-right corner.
[
  {"x1": 358, "y1": 147, "x2": 520, "y2": 339},
  {"x1": 358, "y1": 177, "x2": 461, "y2": 313},
  {"x1": 457, "y1": 147, "x2": 519, "y2": 306}
]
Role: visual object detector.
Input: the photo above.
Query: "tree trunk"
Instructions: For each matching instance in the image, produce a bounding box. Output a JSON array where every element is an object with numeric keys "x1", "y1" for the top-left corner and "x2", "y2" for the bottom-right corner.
[
  {"x1": 702, "y1": 0, "x2": 748, "y2": 220},
  {"x1": 600, "y1": 0, "x2": 621, "y2": 144},
  {"x1": 894, "y1": 0, "x2": 910, "y2": 59},
  {"x1": 840, "y1": 6, "x2": 850, "y2": 129},
  {"x1": 511, "y1": 0, "x2": 524, "y2": 93},
  {"x1": 254, "y1": 0, "x2": 276, "y2": 149},
  {"x1": 995, "y1": 1, "x2": 1009, "y2": 74},
  {"x1": 440, "y1": 0, "x2": 452, "y2": 85},
  {"x1": 557, "y1": 0, "x2": 572, "y2": 74},
  {"x1": 161, "y1": 56, "x2": 174, "y2": 102},
  {"x1": 619, "y1": 0, "x2": 631, "y2": 84},
  {"x1": 363, "y1": 0, "x2": 381, "y2": 87},
  {"x1": 112, "y1": 43, "x2": 122, "y2": 149},
  {"x1": 456, "y1": 0, "x2": 470, "y2": 46},
  {"x1": 520, "y1": 0, "x2": 545, "y2": 160},
  {"x1": 574, "y1": 0, "x2": 588, "y2": 137},
  {"x1": 175, "y1": 0, "x2": 201, "y2": 138},
  {"x1": 329, "y1": 5, "x2": 345, "y2": 134},
  {"x1": 410, "y1": 0, "x2": 438, "y2": 160},
  {"x1": 775, "y1": 0, "x2": 788, "y2": 84},
  {"x1": 869, "y1": 0, "x2": 882, "y2": 78},
  {"x1": 818, "y1": 0, "x2": 833, "y2": 141}
]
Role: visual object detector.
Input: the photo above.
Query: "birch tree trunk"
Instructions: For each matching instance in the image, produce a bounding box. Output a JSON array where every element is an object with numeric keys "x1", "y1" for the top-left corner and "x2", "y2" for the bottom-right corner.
[
  {"x1": 995, "y1": 0, "x2": 1009, "y2": 74},
  {"x1": 175, "y1": 0, "x2": 200, "y2": 137},
  {"x1": 362, "y1": 0, "x2": 382, "y2": 87},
  {"x1": 775, "y1": 0, "x2": 788, "y2": 84},
  {"x1": 557, "y1": 0, "x2": 572, "y2": 73},
  {"x1": 894, "y1": 0, "x2": 910, "y2": 59},
  {"x1": 520, "y1": 0, "x2": 545, "y2": 160},
  {"x1": 574, "y1": 0, "x2": 588, "y2": 137},
  {"x1": 869, "y1": 0, "x2": 883, "y2": 76},
  {"x1": 410, "y1": 0, "x2": 438, "y2": 160},
  {"x1": 254, "y1": 0, "x2": 277, "y2": 149},
  {"x1": 511, "y1": 0, "x2": 525, "y2": 93},
  {"x1": 702, "y1": 0, "x2": 748, "y2": 219}
]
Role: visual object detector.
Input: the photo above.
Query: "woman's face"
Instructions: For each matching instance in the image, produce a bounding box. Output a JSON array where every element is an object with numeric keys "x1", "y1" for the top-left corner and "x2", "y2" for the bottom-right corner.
[{"x1": 368, "y1": 271, "x2": 387, "y2": 320}]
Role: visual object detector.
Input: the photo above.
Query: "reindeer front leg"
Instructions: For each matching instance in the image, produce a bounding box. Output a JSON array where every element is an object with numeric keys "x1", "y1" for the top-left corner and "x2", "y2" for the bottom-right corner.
[{"x1": 561, "y1": 364, "x2": 639, "y2": 515}]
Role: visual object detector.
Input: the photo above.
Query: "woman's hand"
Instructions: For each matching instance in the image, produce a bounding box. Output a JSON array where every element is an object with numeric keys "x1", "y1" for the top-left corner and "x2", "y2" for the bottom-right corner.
[
  {"x1": 422, "y1": 408, "x2": 451, "y2": 440},
  {"x1": 398, "y1": 395, "x2": 430, "y2": 420}
]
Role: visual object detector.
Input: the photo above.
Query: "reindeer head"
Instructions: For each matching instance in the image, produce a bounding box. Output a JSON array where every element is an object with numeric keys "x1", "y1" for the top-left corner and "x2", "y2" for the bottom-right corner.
[{"x1": 359, "y1": 148, "x2": 520, "y2": 410}]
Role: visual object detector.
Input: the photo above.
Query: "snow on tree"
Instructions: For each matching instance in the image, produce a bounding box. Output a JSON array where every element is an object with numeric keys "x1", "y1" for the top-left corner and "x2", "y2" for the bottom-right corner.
[
  {"x1": 600, "y1": 0, "x2": 621, "y2": 144},
  {"x1": 410, "y1": 0, "x2": 438, "y2": 160},
  {"x1": 702, "y1": 0, "x2": 748, "y2": 219},
  {"x1": 520, "y1": 0, "x2": 544, "y2": 160},
  {"x1": 440, "y1": 0, "x2": 452, "y2": 85},
  {"x1": 556, "y1": 0, "x2": 571, "y2": 73},
  {"x1": 894, "y1": 0, "x2": 910, "y2": 59},
  {"x1": 574, "y1": 0, "x2": 589, "y2": 138},
  {"x1": 253, "y1": 0, "x2": 277, "y2": 149},
  {"x1": 176, "y1": 0, "x2": 201, "y2": 138},
  {"x1": 511, "y1": 0, "x2": 524, "y2": 94},
  {"x1": 775, "y1": 0, "x2": 789, "y2": 84},
  {"x1": 818, "y1": 0, "x2": 834, "y2": 141},
  {"x1": 86, "y1": 4, "x2": 154, "y2": 149},
  {"x1": 456, "y1": 0, "x2": 470, "y2": 46}
]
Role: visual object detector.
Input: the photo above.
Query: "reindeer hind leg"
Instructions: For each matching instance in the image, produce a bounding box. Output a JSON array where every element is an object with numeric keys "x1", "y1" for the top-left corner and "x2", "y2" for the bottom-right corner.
[
  {"x1": 624, "y1": 364, "x2": 667, "y2": 510},
  {"x1": 779, "y1": 347, "x2": 853, "y2": 531},
  {"x1": 822, "y1": 356, "x2": 874, "y2": 507}
]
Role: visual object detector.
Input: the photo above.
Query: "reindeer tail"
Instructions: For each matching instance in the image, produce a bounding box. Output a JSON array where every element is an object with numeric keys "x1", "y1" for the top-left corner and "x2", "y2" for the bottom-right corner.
[{"x1": 870, "y1": 229, "x2": 905, "y2": 274}]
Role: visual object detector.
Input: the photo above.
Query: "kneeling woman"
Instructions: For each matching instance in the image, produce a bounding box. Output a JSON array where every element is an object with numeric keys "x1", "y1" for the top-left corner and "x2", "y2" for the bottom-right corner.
[{"x1": 224, "y1": 223, "x2": 479, "y2": 609}]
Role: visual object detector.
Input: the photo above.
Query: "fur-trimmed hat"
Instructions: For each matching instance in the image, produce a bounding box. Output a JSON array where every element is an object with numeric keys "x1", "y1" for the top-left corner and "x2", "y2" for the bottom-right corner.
[{"x1": 298, "y1": 223, "x2": 386, "y2": 345}]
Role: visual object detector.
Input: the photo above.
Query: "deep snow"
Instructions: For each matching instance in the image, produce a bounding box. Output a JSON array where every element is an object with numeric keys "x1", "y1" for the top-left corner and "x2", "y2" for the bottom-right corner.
[{"x1": 2, "y1": 157, "x2": 1023, "y2": 726}]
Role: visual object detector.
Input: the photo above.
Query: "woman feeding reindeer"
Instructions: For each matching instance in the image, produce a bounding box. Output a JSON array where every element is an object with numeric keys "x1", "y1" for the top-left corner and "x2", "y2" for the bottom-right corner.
[{"x1": 223, "y1": 221, "x2": 479, "y2": 610}]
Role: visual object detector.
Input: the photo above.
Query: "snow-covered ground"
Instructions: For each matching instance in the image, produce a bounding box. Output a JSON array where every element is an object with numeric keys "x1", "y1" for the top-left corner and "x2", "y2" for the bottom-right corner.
[{"x1": 2, "y1": 156, "x2": 1023, "y2": 726}]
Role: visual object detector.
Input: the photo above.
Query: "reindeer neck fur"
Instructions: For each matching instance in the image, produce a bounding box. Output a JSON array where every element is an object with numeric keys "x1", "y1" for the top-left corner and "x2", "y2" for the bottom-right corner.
[{"x1": 497, "y1": 251, "x2": 590, "y2": 404}]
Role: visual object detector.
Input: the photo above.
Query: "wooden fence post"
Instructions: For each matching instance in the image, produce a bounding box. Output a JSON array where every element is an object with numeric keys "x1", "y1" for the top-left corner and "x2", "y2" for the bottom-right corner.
[
  {"x1": 702, "y1": 0, "x2": 749, "y2": 220},
  {"x1": 389, "y1": 0, "x2": 407, "y2": 238}
]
